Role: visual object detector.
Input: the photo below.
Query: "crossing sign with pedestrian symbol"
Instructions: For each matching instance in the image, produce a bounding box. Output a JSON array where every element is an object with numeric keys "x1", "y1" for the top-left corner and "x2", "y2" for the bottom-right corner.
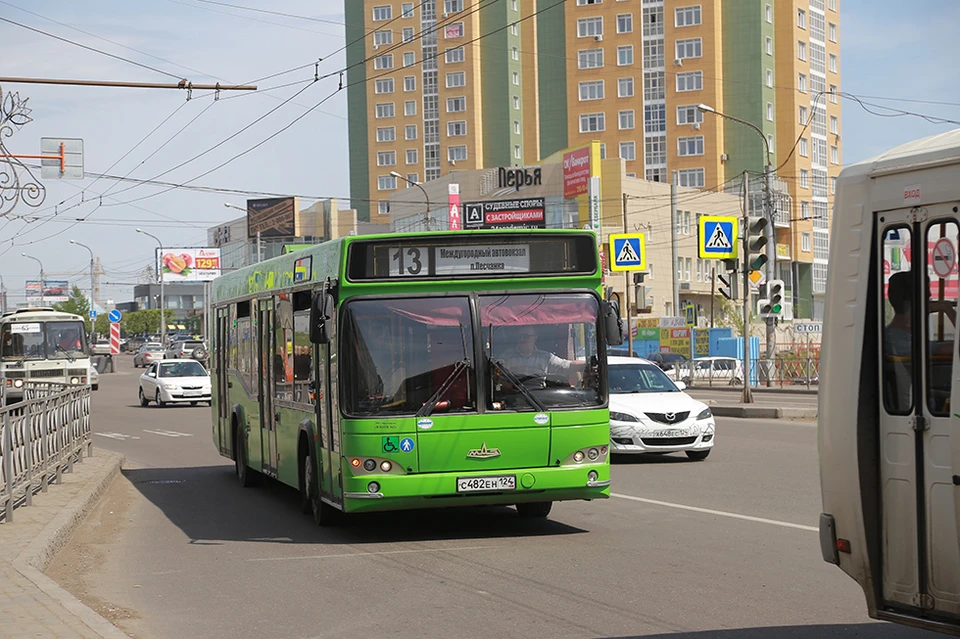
[
  {"x1": 608, "y1": 233, "x2": 646, "y2": 272},
  {"x1": 698, "y1": 215, "x2": 739, "y2": 259}
]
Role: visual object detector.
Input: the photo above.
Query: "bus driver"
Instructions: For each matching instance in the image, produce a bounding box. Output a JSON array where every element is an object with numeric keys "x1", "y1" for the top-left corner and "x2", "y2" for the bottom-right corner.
[{"x1": 501, "y1": 327, "x2": 586, "y2": 384}]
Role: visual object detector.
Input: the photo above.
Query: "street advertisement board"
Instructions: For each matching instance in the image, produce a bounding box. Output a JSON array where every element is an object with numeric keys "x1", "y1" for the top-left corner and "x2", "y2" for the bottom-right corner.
[
  {"x1": 563, "y1": 147, "x2": 591, "y2": 199},
  {"x1": 463, "y1": 197, "x2": 545, "y2": 229},
  {"x1": 247, "y1": 197, "x2": 297, "y2": 238},
  {"x1": 25, "y1": 280, "x2": 69, "y2": 304},
  {"x1": 156, "y1": 247, "x2": 221, "y2": 282}
]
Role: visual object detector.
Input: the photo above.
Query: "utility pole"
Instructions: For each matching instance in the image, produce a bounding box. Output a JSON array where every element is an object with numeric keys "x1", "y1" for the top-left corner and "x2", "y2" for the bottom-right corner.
[
  {"x1": 670, "y1": 171, "x2": 680, "y2": 317},
  {"x1": 622, "y1": 193, "x2": 633, "y2": 356},
  {"x1": 257, "y1": 231, "x2": 262, "y2": 263},
  {"x1": 741, "y1": 172, "x2": 753, "y2": 404},
  {"x1": 763, "y1": 163, "x2": 777, "y2": 387},
  {"x1": 710, "y1": 266, "x2": 716, "y2": 329}
]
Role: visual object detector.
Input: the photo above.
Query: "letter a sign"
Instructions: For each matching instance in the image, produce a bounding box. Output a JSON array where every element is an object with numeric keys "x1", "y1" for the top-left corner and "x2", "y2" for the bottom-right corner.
[
  {"x1": 698, "y1": 215, "x2": 739, "y2": 259},
  {"x1": 608, "y1": 233, "x2": 647, "y2": 272},
  {"x1": 448, "y1": 184, "x2": 461, "y2": 230}
]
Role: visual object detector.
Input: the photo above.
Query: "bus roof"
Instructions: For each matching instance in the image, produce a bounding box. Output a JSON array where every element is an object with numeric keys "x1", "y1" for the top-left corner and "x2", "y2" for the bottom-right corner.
[
  {"x1": 840, "y1": 127, "x2": 960, "y2": 182},
  {"x1": 0, "y1": 308, "x2": 83, "y2": 321}
]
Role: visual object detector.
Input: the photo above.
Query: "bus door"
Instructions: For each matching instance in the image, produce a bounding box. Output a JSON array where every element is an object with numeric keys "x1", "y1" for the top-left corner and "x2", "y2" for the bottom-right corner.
[
  {"x1": 215, "y1": 307, "x2": 230, "y2": 455},
  {"x1": 257, "y1": 298, "x2": 278, "y2": 478},
  {"x1": 321, "y1": 292, "x2": 342, "y2": 504},
  {"x1": 878, "y1": 210, "x2": 960, "y2": 620}
]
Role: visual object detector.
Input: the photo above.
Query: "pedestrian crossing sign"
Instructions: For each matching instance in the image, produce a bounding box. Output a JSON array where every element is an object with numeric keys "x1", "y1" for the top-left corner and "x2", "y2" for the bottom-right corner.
[
  {"x1": 698, "y1": 215, "x2": 739, "y2": 259},
  {"x1": 608, "y1": 233, "x2": 646, "y2": 272}
]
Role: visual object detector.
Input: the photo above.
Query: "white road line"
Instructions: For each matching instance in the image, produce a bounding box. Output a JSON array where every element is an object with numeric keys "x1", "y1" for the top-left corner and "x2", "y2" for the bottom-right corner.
[
  {"x1": 143, "y1": 429, "x2": 194, "y2": 438},
  {"x1": 248, "y1": 545, "x2": 499, "y2": 562},
  {"x1": 94, "y1": 432, "x2": 140, "y2": 440},
  {"x1": 612, "y1": 493, "x2": 818, "y2": 532}
]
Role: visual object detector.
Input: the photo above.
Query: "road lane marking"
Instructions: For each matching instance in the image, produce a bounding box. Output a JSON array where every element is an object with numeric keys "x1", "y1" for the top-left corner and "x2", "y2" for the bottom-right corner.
[
  {"x1": 95, "y1": 432, "x2": 140, "y2": 440},
  {"x1": 248, "y1": 545, "x2": 499, "y2": 562},
  {"x1": 143, "y1": 429, "x2": 193, "y2": 437},
  {"x1": 612, "y1": 493, "x2": 818, "y2": 532}
]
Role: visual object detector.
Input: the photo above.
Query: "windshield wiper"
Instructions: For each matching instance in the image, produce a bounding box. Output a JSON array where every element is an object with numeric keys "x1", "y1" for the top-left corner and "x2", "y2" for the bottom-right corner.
[
  {"x1": 490, "y1": 358, "x2": 547, "y2": 412},
  {"x1": 417, "y1": 358, "x2": 470, "y2": 417},
  {"x1": 55, "y1": 344, "x2": 76, "y2": 362}
]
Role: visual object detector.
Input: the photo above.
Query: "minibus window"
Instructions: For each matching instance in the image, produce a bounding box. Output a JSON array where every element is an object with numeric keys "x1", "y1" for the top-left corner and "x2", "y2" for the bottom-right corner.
[
  {"x1": 882, "y1": 227, "x2": 913, "y2": 415},
  {"x1": 925, "y1": 220, "x2": 957, "y2": 416}
]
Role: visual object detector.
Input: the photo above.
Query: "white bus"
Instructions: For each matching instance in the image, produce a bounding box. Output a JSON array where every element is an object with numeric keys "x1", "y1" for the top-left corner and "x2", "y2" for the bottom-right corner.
[
  {"x1": 0, "y1": 307, "x2": 96, "y2": 403},
  {"x1": 820, "y1": 129, "x2": 960, "y2": 635}
]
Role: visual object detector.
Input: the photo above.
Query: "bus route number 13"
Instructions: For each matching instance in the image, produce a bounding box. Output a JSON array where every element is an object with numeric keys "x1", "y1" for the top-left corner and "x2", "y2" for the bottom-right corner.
[{"x1": 390, "y1": 246, "x2": 430, "y2": 277}]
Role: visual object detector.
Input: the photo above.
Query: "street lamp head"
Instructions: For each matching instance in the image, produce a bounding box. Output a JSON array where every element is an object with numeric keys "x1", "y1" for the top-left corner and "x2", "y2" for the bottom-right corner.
[
  {"x1": 135, "y1": 228, "x2": 144, "y2": 234},
  {"x1": 697, "y1": 103, "x2": 715, "y2": 113},
  {"x1": 389, "y1": 170, "x2": 403, "y2": 179},
  {"x1": 20, "y1": 252, "x2": 26, "y2": 257},
  {"x1": 69, "y1": 239, "x2": 77, "y2": 245}
]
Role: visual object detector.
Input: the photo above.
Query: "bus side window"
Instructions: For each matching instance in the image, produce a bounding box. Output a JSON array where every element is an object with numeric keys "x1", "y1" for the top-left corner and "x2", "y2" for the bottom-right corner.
[
  {"x1": 926, "y1": 220, "x2": 958, "y2": 416},
  {"x1": 882, "y1": 226, "x2": 913, "y2": 415}
]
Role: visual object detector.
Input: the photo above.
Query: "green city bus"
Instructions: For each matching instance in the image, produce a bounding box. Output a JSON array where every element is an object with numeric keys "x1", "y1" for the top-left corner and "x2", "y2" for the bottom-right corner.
[{"x1": 209, "y1": 229, "x2": 622, "y2": 524}]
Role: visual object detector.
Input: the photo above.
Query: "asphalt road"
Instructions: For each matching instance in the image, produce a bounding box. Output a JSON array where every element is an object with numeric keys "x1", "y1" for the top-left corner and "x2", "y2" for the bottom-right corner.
[{"x1": 47, "y1": 356, "x2": 932, "y2": 639}]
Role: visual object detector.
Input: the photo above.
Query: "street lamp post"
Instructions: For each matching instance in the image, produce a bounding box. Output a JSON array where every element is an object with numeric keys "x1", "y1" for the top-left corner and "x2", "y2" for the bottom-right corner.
[
  {"x1": 136, "y1": 229, "x2": 165, "y2": 346},
  {"x1": 224, "y1": 202, "x2": 261, "y2": 262},
  {"x1": 70, "y1": 239, "x2": 95, "y2": 328},
  {"x1": 390, "y1": 171, "x2": 432, "y2": 231},
  {"x1": 21, "y1": 253, "x2": 45, "y2": 307},
  {"x1": 698, "y1": 103, "x2": 777, "y2": 385}
]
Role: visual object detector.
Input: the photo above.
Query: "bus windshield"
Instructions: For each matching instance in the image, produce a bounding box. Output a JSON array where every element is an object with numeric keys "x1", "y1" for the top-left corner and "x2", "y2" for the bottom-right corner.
[
  {"x1": 46, "y1": 321, "x2": 88, "y2": 359},
  {"x1": 1, "y1": 320, "x2": 88, "y2": 360}
]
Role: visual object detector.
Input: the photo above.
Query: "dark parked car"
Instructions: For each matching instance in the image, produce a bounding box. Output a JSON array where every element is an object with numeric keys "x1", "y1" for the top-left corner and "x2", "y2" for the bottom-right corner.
[{"x1": 645, "y1": 352, "x2": 689, "y2": 372}]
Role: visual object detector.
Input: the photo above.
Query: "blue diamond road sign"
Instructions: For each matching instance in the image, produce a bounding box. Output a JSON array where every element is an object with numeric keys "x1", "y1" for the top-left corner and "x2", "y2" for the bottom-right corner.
[{"x1": 108, "y1": 309, "x2": 122, "y2": 323}]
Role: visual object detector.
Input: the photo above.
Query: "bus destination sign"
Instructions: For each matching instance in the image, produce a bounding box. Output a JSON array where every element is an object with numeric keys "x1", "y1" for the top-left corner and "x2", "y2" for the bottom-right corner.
[{"x1": 386, "y1": 245, "x2": 531, "y2": 277}]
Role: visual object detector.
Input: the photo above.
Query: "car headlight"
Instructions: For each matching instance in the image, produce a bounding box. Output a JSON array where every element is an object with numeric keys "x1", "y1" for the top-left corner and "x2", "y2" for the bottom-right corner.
[
  {"x1": 163, "y1": 383, "x2": 180, "y2": 390},
  {"x1": 697, "y1": 408, "x2": 712, "y2": 420},
  {"x1": 610, "y1": 411, "x2": 639, "y2": 422}
]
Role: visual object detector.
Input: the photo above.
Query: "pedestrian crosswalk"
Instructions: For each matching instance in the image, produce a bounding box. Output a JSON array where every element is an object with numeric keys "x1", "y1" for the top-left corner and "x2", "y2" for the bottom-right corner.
[{"x1": 95, "y1": 428, "x2": 193, "y2": 440}]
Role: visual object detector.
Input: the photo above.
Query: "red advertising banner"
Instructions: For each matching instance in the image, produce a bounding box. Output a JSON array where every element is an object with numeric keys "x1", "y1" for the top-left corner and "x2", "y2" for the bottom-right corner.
[
  {"x1": 448, "y1": 184, "x2": 462, "y2": 231},
  {"x1": 563, "y1": 147, "x2": 591, "y2": 199}
]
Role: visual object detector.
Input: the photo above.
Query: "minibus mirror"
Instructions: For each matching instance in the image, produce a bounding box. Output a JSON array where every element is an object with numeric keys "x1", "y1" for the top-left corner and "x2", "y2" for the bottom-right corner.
[{"x1": 603, "y1": 299, "x2": 624, "y2": 346}]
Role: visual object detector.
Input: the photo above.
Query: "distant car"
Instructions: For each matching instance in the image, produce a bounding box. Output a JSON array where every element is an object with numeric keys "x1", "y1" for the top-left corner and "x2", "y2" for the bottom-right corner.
[
  {"x1": 91, "y1": 339, "x2": 112, "y2": 355},
  {"x1": 138, "y1": 359, "x2": 211, "y2": 407},
  {"x1": 89, "y1": 365, "x2": 99, "y2": 391},
  {"x1": 607, "y1": 356, "x2": 715, "y2": 461},
  {"x1": 681, "y1": 356, "x2": 744, "y2": 386},
  {"x1": 645, "y1": 352, "x2": 689, "y2": 372},
  {"x1": 165, "y1": 339, "x2": 207, "y2": 361},
  {"x1": 133, "y1": 344, "x2": 165, "y2": 368}
]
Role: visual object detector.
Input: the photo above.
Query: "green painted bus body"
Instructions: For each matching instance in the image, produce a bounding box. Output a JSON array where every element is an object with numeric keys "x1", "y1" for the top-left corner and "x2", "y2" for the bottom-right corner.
[{"x1": 210, "y1": 230, "x2": 611, "y2": 514}]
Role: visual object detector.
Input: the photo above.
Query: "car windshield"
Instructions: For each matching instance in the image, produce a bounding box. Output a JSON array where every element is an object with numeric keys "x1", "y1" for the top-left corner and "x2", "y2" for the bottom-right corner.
[
  {"x1": 2, "y1": 320, "x2": 88, "y2": 360},
  {"x1": 609, "y1": 363, "x2": 680, "y2": 394},
  {"x1": 158, "y1": 361, "x2": 207, "y2": 378}
]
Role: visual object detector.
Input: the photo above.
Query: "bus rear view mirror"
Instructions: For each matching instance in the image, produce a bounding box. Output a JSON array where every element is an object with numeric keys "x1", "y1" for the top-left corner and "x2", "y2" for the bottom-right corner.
[
  {"x1": 603, "y1": 299, "x2": 624, "y2": 346},
  {"x1": 310, "y1": 294, "x2": 332, "y2": 344}
]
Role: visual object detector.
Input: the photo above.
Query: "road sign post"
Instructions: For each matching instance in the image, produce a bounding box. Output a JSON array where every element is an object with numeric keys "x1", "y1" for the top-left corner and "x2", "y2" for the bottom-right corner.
[{"x1": 109, "y1": 322, "x2": 120, "y2": 356}]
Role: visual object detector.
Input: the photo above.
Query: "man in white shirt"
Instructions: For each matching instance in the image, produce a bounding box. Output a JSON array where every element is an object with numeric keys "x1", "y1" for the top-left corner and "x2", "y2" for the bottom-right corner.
[{"x1": 500, "y1": 327, "x2": 585, "y2": 384}]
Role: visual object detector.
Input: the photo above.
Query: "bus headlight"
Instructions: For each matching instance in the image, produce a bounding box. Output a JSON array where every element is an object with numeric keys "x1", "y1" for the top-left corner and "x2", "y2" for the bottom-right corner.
[
  {"x1": 13, "y1": 379, "x2": 23, "y2": 388},
  {"x1": 587, "y1": 448, "x2": 599, "y2": 461},
  {"x1": 380, "y1": 461, "x2": 392, "y2": 472},
  {"x1": 573, "y1": 451, "x2": 585, "y2": 463},
  {"x1": 70, "y1": 377, "x2": 80, "y2": 384},
  {"x1": 363, "y1": 459, "x2": 376, "y2": 472},
  {"x1": 367, "y1": 482, "x2": 380, "y2": 493}
]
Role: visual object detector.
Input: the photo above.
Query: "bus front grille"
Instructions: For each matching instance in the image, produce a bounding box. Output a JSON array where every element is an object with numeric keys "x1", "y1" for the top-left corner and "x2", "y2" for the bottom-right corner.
[{"x1": 29, "y1": 369, "x2": 63, "y2": 378}]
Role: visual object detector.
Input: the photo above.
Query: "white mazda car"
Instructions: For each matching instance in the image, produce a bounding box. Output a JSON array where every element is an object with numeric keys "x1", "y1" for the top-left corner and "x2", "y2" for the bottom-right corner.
[
  {"x1": 607, "y1": 356, "x2": 715, "y2": 460},
  {"x1": 138, "y1": 359, "x2": 211, "y2": 407}
]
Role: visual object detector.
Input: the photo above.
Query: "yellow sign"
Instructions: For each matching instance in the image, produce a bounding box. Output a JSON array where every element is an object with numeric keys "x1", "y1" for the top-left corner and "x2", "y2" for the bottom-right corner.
[
  {"x1": 698, "y1": 215, "x2": 739, "y2": 259},
  {"x1": 608, "y1": 233, "x2": 647, "y2": 271},
  {"x1": 776, "y1": 243, "x2": 791, "y2": 259},
  {"x1": 660, "y1": 327, "x2": 691, "y2": 357}
]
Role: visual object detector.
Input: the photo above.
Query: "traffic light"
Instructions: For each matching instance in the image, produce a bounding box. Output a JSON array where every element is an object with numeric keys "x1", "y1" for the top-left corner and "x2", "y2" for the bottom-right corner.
[
  {"x1": 746, "y1": 217, "x2": 769, "y2": 272},
  {"x1": 722, "y1": 258, "x2": 739, "y2": 273},
  {"x1": 757, "y1": 279, "x2": 785, "y2": 318},
  {"x1": 717, "y1": 272, "x2": 733, "y2": 300}
]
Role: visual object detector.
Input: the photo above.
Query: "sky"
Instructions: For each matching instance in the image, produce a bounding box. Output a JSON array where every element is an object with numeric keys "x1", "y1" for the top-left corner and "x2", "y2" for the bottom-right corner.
[{"x1": 0, "y1": 0, "x2": 958, "y2": 306}]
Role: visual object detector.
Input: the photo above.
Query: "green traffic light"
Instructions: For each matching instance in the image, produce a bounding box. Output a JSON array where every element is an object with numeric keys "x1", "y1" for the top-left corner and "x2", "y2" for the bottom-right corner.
[{"x1": 772, "y1": 304, "x2": 782, "y2": 314}]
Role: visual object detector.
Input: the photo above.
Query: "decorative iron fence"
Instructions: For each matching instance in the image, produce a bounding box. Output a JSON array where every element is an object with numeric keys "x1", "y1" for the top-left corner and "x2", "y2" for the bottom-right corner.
[
  {"x1": 672, "y1": 356, "x2": 820, "y2": 389},
  {"x1": 1, "y1": 382, "x2": 92, "y2": 522}
]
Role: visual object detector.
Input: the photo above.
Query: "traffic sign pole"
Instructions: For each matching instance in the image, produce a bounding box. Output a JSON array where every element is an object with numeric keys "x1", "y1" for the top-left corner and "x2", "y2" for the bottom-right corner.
[{"x1": 741, "y1": 172, "x2": 753, "y2": 404}]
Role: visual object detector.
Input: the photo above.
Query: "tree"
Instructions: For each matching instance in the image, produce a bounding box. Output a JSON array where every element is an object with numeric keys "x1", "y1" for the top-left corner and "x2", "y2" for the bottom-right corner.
[{"x1": 53, "y1": 286, "x2": 91, "y2": 331}]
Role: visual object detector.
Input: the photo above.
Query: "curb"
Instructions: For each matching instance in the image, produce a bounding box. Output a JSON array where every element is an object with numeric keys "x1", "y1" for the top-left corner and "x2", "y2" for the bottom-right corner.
[
  {"x1": 710, "y1": 405, "x2": 818, "y2": 420},
  {"x1": 12, "y1": 449, "x2": 131, "y2": 639},
  {"x1": 687, "y1": 385, "x2": 818, "y2": 395}
]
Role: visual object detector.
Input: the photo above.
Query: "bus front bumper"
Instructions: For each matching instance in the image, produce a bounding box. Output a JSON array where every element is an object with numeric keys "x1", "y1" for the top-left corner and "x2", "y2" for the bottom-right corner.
[{"x1": 341, "y1": 464, "x2": 610, "y2": 513}]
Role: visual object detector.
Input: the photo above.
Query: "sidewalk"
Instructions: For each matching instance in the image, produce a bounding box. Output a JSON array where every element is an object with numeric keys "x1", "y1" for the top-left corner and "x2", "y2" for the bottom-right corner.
[
  {"x1": 686, "y1": 387, "x2": 819, "y2": 420},
  {"x1": 0, "y1": 449, "x2": 128, "y2": 639}
]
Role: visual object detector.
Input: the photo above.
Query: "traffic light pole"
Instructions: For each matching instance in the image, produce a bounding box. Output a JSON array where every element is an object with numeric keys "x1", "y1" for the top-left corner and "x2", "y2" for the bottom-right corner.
[
  {"x1": 764, "y1": 164, "x2": 777, "y2": 387},
  {"x1": 741, "y1": 172, "x2": 753, "y2": 404}
]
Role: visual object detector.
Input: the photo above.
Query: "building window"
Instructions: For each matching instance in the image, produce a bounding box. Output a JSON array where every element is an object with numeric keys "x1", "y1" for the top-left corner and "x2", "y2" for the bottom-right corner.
[
  {"x1": 402, "y1": 27, "x2": 415, "y2": 42},
  {"x1": 801, "y1": 201, "x2": 810, "y2": 219},
  {"x1": 406, "y1": 173, "x2": 419, "y2": 185},
  {"x1": 618, "y1": 77, "x2": 634, "y2": 97},
  {"x1": 829, "y1": 115, "x2": 839, "y2": 134},
  {"x1": 513, "y1": 95, "x2": 520, "y2": 110},
  {"x1": 830, "y1": 145, "x2": 839, "y2": 164},
  {"x1": 579, "y1": 112, "x2": 606, "y2": 132},
  {"x1": 828, "y1": 0, "x2": 837, "y2": 10},
  {"x1": 377, "y1": 151, "x2": 396, "y2": 166},
  {"x1": 376, "y1": 126, "x2": 396, "y2": 142},
  {"x1": 676, "y1": 71, "x2": 702, "y2": 92},
  {"x1": 677, "y1": 136, "x2": 704, "y2": 156},
  {"x1": 374, "y1": 54, "x2": 394, "y2": 70},
  {"x1": 446, "y1": 72, "x2": 466, "y2": 88},
  {"x1": 802, "y1": 233, "x2": 811, "y2": 252},
  {"x1": 406, "y1": 149, "x2": 418, "y2": 164},
  {"x1": 577, "y1": 0, "x2": 602, "y2": 5},
  {"x1": 800, "y1": 169, "x2": 809, "y2": 188},
  {"x1": 512, "y1": 71, "x2": 520, "y2": 85},
  {"x1": 578, "y1": 49, "x2": 604, "y2": 69},
  {"x1": 444, "y1": 0, "x2": 463, "y2": 13},
  {"x1": 373, "y1": 5, "x2": 392, "y2": 21},
  {"x1": 798, "y1": 41, "x2": 807, "y2": 61},
  {"x1": 375, "y1": 78, "x2": 395, "y2": 94},
  {"x1": 514, "y1": 145, "x2": 522, "y2": 159},
  {"x1": 799, "y1": 137, "x2": 809, "y2": 157},
  {"x1": 378, "y1": 175, "x2": 397, "y2": 190},
  {"x1": 677, "y1": 168, "x2": 705, "y2": 188},
  {"x1": 765, "y1": 3, "x2": 772, "y2": 23},
  {"x1": 767, "y1": 134, "x2": 775, "y2": 152},
  {"x1": 512, "y1": 47, "x2": 519, "y2": 61},
  {"x1": 378, "y1": 201, "x2": 390, "y2": 215},
  {"x1": 676, "y1": 104, "x2": 703, "y2": 125},
  {"x1": 643, "y1": 40, "x2": 664, "y2": 68},
  {"x1": 514, "y1": 120, "x2": 521, "y2": 134},
  {"x1": 448, "y1": 145, "x2": 468, "y2": 162},
  {"x1": 511, "y1": 0, "x2": 518, "y2": 10},
  {"x1": 617, "y1": 13, "x2": 633, "y2": 33},
  {"x1": 643, "y1": 71, "x2": 666, "y2": 100},
  {"x1": 445, "y1": 47, "x2": 464, "y2": 63},
  {"x1": 404, "y1": 100, "x2": 417, "y2": 116},
  {"x1": 577, "y1": 17, "x2": 603, "y2": 38},
  {"x1": 766, "y1": 69, "x2": 773, "y2": 88},
  {"x1": 373, "y1": 30, "x2": 393, "y2": 46},
  {"x1": 829, "y1": 84, "x2": 838, "y2": 103},
  {"x1": 447, "y1": 96, "x2": 466, "y2": 112},
  {"x1": 618, "y1": 45, "x2": 634, "y2": 66},
  {"x1": 405, "y1": 125, "x2": 417, "y2": 140},
  {"x1": 447, "y1": 120, "x2": 467, "y2": 136},
  {"x1": 685, "y1": 258, "x2": 692, "y2": 281},
  {"x1": 675, "y1": 5, "x2": 701, "y2": 27},
  {"x1": 645, "y1": 136, "x2": 667, "y2": 165},
  {"x1": 599, "y1": 143, "x2": 606, "y2": 159},
  {"x1": 798, "y1": 73, "x2": 807, "y2": 93},
  {"x1": 766, "y1": 102, "x2": 774, "y2": 121},
  {"x1": 579, "y1": 80, "x2": 605, "y2": 101},
  {"x1": 375, "y1": 102, "x2": 395, "y2": 118},
  {"x1": 797, "y1": 8, "x2": 806, "y2": 29},
  {"x1": 829, "y1": 23, "x2": 837, "y2": 42},
  {"x1": 643, "y1": 5, "x2": 664, "y2": 36},
  {"x1": 403, "y1": 76, "x2": 416, "y2": 91},
  {"x1": 799, "y1": 105, "x2": 808, "y2": 125},
  {"x1": 676, "y1": 38, "x2": 702, "y2": 60},
  {"x1": 510, "y1": 22, "x2": 519, "y2": 37},
  {"x1": 644, "y1": 103, "x2": 665, "y2": 132},
  {"x1": 397, "y1": 52, "x2": 413, "y2": 67},
  {"x1": 829, "y1": 53, "x2": 838, "y2": 73},
  {"x1": 831, "y1": 176, "x2": 837, "y2": 194},
  {"x1": 401, "y1": 2, "x2": 414, "y2": 18},
  {"x1": 619, "y1": 141, "x2": 636, "y2": 161},
  {"x1": 619, "y1": 109, "x2": 635, "y2": 130}
]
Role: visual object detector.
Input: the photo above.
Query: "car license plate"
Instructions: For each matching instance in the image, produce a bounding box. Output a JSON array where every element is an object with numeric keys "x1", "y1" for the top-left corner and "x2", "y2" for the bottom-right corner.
[
  {"x1": 651, "y1": 429, "x2": 687, "y2": 438},
  {"x1": 456, "y1": 475, "x2": 516, "y2": 493},
  {"x1": 184, "y1": 391, "x2": 202, "y2": 397}
]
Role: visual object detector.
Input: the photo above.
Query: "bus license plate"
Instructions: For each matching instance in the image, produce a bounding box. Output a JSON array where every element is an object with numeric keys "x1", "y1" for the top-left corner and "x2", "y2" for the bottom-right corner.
[{"x1": 456, "y1": 475, "x2": 516, "y2": 493}]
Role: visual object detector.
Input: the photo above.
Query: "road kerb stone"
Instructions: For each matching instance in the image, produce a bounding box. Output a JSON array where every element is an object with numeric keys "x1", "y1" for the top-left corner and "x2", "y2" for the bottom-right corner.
[{"x1": 709, "y1": 405, "x2": 817, "y2": 420}]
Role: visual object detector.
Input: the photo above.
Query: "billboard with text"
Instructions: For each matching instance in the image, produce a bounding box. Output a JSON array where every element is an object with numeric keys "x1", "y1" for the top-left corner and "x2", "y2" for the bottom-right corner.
[
  {"x1": 247, "y1": 197, "x2": 297, "y2": 238},
  {"x1": 25, "y1": 280, "x2": 69, "y2": 304},
  {"x1": 156, "y1": 247, "x2": 221, "y2": 282}
]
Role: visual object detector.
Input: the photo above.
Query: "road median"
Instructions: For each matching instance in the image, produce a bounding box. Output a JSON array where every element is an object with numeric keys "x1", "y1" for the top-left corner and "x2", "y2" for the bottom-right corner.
[{"x1": 708, "y1": 404, "x2": 818, "y2": 420}]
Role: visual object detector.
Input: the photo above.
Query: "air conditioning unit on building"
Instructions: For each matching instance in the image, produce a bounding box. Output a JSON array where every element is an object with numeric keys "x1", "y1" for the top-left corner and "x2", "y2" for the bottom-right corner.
[
  {"x1": 674, "y1": 58, "x2": 683, "y2": 66},
  {"x1": 720, "y1": 153, "x2": 729, "y2": 162},
  {"x1": 692, "y1": 122, "x2": 701, "y2": 131}
]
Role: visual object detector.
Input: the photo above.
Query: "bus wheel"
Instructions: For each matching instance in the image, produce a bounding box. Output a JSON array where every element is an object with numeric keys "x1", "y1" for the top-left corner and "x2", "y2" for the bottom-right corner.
[
  {"x1": 686, "y1": 450, "x2": 710, "y2": 461},
  {"x1": 516, "y1": 502, "x2": 552, "y2": 519},
  {"x1": 304, "y1": 450, "x2": 336, "y2": 526},
  {"x1": 236, "y1": 431, "x2": 256, "y2": 488}
]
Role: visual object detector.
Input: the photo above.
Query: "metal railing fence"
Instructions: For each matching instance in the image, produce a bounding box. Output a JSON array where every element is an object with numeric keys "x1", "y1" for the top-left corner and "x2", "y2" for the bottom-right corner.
[
  {"x1": 1, "y1": 381, "x2": 92, "y2": 522},
  {"x1": 672, "y1": 356, "x2": 820, "y2": 389}
]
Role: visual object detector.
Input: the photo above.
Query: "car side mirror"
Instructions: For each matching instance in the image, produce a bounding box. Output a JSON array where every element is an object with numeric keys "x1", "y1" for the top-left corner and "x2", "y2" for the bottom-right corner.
[
  {"x1": 310, "y1": 293, "x2": 334, "y2": 344},
  {"x1": 148, "y1": 371, "x2": 156, "y2": 378},
  {"x1": 675, "y1": 380, "x2": 686, "y2": 390},
  {"x1": 602, "y1": 299, "x2": 624, "y2": 346}
]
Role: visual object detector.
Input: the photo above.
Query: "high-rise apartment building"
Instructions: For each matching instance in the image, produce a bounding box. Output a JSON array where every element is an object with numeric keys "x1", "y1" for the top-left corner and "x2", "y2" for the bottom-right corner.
[{"x1": 346, "y1": 0, "x2": 841, "y2": 317}]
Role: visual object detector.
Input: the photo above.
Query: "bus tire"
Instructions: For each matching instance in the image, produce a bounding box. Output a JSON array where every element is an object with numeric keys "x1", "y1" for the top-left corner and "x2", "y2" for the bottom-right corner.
[
  {"x1": 516, "y1": 502, "x2": 552, "y2": 519},
  {"x1": 304, "y1": 449, "x2": 336, "y2": 525},
  {"x1": 236, "y1": 424, "x2": 256, "y2": 488},
  {"x1": 686, "y1": 450, "x2": 710, "y2": 461}
]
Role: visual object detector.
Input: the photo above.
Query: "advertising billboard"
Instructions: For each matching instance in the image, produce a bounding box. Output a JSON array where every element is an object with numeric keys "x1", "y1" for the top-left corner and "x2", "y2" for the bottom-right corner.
[
  {"x1": 463, "y1": 198, "x2": 545, "y2": 230},
  {"x1": 25, "y1": 280, "x2": 69, "y2": 304},
  {"x1": 156, "y1": 248, "x2": 221, "y2": 282},
  {"x1": 563, "y1": 147, "x2": 591, "y2": 199},
  {"x1": 247, "y1": 197, "x2": 297, "y2": 238}
]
